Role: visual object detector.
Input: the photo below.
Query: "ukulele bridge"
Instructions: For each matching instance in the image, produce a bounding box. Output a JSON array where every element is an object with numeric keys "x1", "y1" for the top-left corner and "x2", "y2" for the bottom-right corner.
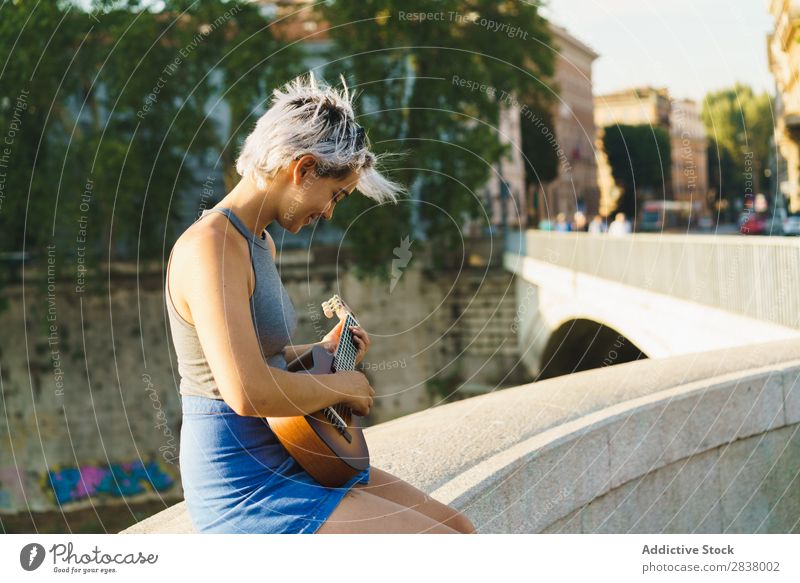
[{"x1": 323, "y1": 407, "x2": 352, "y2": 443}]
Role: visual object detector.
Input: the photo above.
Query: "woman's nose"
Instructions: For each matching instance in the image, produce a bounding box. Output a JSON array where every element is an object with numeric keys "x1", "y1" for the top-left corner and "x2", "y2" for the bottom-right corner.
[{"x1": 322, "y1": 205, "x2": 334, "y2": 221}]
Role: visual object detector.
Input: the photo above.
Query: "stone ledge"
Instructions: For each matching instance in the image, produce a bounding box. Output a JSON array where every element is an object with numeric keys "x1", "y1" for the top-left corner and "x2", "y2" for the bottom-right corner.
[
  {"x1": 123, "y1": 500, "x2": 194, "y2": 534},
  {"x1": 122, "y1": 339, "x2": 800, "y2": 534}
]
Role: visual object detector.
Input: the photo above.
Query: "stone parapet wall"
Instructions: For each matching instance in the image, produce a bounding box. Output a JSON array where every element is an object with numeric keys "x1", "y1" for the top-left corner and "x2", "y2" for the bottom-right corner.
[
  {"x1": 123, "y1": 339, "x2": 800, "y2": 533},
  {"x1": 1, "y1": 256, "x2": 521, "y2": 515}
]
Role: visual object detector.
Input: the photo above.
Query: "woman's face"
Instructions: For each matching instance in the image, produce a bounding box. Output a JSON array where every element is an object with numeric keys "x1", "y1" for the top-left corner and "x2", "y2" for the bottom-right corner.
[{"x1": 280, "y1": 155, "x2": 358, "y2": 233}]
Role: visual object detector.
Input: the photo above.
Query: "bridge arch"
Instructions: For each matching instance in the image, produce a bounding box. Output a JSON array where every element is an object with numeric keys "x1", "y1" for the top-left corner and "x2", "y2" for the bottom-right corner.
[{"x1": 538, "y1": 318, "x2": 646, "y2": 380}]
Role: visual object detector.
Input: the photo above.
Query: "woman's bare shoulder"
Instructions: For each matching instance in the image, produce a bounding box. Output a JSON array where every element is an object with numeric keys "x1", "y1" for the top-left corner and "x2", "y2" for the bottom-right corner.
[
  {"x1": 175, "y1": 213, "x2": 246, "y2": 259},
  {"x1": 168, "y1": 215, "x2": 253, "y2": 317}
]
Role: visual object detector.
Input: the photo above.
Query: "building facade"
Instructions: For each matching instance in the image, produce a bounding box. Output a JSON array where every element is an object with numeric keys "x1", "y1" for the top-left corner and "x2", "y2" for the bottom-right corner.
[
  {"x1": 484, "y1": 23, "x2": 599, "y2": 229},
  {"x1": 768, "y1": 0, "x2": 800, "y2": 213},
  {"x1": 669, "y1": 98, "x2": 708, "y2": 208},
  {"x1": 484, "y1": 99, "x2": 528, "y2": 231},
  {"x1": 535, "y1": 23, "x2": 600, "y2": 224},
  {"x1": 594, "y1": 87, "x2": 708, "y2": 218},
  {"x1": 594, "y1": 86, "x2": 671, "y2": 130}
]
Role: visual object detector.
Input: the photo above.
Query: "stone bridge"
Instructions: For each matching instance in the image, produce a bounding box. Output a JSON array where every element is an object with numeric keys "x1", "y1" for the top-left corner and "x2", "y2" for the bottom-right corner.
[{"x1": 504, "y1": 230, "x2": 800, "y2": 379}]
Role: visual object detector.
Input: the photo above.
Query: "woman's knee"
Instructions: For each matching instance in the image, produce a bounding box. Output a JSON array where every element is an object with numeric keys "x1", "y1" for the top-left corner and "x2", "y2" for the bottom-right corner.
[
  {"x1": 317, "y1": 489, "x2": 460, "y2": 534},
  {"x1": 360, "y1": 468, "x2": 475, "y2": 533},
  {"x1": 448, "y1": 510, "x2": 477, "y2": 534}
]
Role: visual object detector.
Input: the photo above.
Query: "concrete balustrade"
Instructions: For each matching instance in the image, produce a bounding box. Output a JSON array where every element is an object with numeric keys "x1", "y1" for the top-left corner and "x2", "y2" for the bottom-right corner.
[
  {"x1": 503, "y1": 229, "x2": 800, "y2": 375},
  {"x1": 506, "y1": 229, "x2": 800, "y2": 330},
  {"x1": 122, "y1": 339, "x2": 800, "y2": 534}
]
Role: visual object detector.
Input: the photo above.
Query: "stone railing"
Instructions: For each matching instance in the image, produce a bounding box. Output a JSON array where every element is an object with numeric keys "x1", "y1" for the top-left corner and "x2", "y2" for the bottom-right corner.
[
  {"x1": 122, "y1": 339, "x2": 800, "y2": 533},
  {"x1": 505, "y1": 229, "x2": 800, "y2": 330}
]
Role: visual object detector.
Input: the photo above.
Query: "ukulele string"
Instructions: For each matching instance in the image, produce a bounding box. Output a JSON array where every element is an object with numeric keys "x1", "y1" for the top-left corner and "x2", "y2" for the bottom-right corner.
[{"x1": 332, "y1": 314, "x2": 359, "y2": 421}]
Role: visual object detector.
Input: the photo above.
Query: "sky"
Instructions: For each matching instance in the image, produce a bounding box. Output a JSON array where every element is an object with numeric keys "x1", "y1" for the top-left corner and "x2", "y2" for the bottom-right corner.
[{"x1": 544, "y1": 0, "x2": 775, "y2": 101}]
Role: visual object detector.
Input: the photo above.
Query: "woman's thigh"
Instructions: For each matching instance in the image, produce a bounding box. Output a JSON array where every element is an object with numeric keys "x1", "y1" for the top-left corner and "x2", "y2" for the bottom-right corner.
[
  {"x1": 352, "y1": 467, "x2": 475, "y2": 533},
  {"x1": 316, "y1": 488, "x2": 459, "y2": 534}
]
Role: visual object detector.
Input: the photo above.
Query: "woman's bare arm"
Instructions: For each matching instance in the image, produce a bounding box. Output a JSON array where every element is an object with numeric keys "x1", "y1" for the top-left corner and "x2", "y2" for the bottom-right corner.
[
  {"x1": 174, "y1": 229, "x2": 372, "y2": 418},
  {"x1": 282, "y1": 343, "x2": 320, "y2": 364}
]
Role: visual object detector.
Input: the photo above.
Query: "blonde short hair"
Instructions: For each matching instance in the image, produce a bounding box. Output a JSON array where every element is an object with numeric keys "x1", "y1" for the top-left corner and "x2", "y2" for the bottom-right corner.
[{"x1": 235, "y1": 72, "x2": 404, "y2": 203}]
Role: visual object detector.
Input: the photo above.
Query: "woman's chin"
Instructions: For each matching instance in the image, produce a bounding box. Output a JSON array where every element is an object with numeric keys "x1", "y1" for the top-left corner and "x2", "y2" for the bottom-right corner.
[
  {"x1": 289, "y1": 214, "x2": 318, "y2": 233},
  {"x1": 285, "y1": 217, "x2": 304, "y2": 233}
]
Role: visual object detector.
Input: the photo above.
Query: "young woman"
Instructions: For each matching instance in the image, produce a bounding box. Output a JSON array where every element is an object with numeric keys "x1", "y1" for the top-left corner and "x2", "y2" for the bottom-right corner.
[{"x1": 166, "y1": 73, "x2": 475, "y2": 534}]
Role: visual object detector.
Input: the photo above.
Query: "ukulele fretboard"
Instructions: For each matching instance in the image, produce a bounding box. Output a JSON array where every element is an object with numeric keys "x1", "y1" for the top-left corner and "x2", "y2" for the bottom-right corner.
[{"x1": 332, "y1": 314, "x2": 359, "y2": 372}]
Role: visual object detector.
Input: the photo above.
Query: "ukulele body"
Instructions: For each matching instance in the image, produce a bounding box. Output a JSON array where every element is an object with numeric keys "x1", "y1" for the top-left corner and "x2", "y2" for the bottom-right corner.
[{"x1": 266, "y1": 344, "x2": 370, "y2": 488}]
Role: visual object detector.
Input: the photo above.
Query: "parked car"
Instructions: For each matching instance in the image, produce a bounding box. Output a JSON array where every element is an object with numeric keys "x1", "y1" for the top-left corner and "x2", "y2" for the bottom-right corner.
[
  {"x1": 697, "y1": 216, "x2": 713, "y2": 231},
  {"x1": 639, "y1": 200, "x2": 700, "y2": 232},
  {"x1": 782, "y1": 212, "x2": 800, "y2": 236}
]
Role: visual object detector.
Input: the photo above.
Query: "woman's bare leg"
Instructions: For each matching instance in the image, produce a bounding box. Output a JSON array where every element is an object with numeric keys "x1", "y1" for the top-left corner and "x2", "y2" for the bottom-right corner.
[
  {"x1": 316, "y1": 488, "x2": 460, "y2": 534},
  {"x1": 353, "y1": 467, "x2": 476, "y2": 533}
]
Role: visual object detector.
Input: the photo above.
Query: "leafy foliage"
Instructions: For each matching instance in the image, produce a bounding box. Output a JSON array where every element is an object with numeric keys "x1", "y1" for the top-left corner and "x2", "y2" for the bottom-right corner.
[
  {"x1": 319, "y1": 0, "x2": 554, "y2": 275},
  {"x1": 701, "y1": 84, "x2": 773, "y2": 215},
  {"x1": 0, "y1": 0, "x2": 302, "y2": 284},
  {"x1": 601, "y1": 124, "x2": 672, "y2": 218},
  {"x1": 520, "y1": 103, "x2": 559, "y2": 188},
  {"x1": 0, "y1": 0, "x2": 556, "y2": 291}
]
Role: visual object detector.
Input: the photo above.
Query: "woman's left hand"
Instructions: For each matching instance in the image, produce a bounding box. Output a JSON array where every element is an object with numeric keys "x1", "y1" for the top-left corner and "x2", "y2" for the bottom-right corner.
[
  {"x1": 320, "y1": 321, "x2": 370, "y2": 366},
  {"x1": 348, "y1": 325, "x2": 370, "y2": 366}
]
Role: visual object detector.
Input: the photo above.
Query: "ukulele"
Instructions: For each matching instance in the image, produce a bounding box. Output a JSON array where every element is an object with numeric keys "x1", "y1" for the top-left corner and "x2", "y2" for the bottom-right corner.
[{"x1": 266, "y1": 295, "x2": 370, "y2": 487}]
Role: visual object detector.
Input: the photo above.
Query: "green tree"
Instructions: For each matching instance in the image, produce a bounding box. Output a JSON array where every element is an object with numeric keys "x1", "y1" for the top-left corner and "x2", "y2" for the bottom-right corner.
[
  {"x1": 0, "y1": 0, "x2": 302, "y2": 286},
  {"x1": 602, "y1": 124, "x2": 672, "y2": 218},
  {"x1": 520, "y1": 103, "x2": 558, "y2": 223},
  {"x1": 521, "y1": 105, "x2": 559, "y2": 186},
  {"x1": 701, "y1": 84, "x2": 773, "y2": 215},
  {"x1": 319, "y1": 0, "x2": 554, "y2": 277},
  {"x1": 706, "y1": 137, "x2": 739, "y2": 221}
]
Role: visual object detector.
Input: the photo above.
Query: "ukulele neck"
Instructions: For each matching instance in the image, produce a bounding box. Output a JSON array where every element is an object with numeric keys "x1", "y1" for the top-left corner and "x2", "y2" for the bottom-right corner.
[{"x1": 332, "y1": 313, "x2": 359, "y2": 372}]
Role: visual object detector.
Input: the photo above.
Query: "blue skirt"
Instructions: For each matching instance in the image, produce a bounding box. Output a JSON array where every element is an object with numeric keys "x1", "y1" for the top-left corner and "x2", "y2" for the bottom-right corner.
[{"x1": 179, "y1": 395, "x2": 370, "y2": 534}]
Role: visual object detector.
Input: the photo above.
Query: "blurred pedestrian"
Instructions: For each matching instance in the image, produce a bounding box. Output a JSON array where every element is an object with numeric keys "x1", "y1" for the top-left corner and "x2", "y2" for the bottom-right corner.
[
  {"x1": 554, "y1": 212, "x2": 570, "y2": 232},
  {"x1": 608, "y1": 212, "x2": 631, "y2": 236},
  {"x1": 572, "y1": 211, "x2": 588, "y2": 232},
  {"x1": 588, "y1": 214, "x2": 607, "y2": 234}
]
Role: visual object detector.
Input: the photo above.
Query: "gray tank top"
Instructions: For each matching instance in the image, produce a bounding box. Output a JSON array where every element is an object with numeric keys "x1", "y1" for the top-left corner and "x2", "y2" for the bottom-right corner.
[{"x1": 165, "y1": 207, "x2": 298, "y2": 400}]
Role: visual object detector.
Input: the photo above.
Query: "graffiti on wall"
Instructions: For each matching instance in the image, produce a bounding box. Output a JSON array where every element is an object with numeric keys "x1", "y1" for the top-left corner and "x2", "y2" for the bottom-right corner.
[{"x1": 46, "y1": 459, "x2": 175, "y2": 505}]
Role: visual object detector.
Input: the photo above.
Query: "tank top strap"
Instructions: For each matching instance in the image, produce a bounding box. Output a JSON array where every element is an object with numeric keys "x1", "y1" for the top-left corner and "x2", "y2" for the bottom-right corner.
[{"x1": 201, "y1": 207, "x2": 269, "y2": 251}]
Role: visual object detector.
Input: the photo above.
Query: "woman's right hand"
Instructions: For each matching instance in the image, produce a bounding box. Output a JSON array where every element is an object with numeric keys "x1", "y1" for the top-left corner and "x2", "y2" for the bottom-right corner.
[{"x1": 338, "y1": 370, "x2": 375, "y2": 416}]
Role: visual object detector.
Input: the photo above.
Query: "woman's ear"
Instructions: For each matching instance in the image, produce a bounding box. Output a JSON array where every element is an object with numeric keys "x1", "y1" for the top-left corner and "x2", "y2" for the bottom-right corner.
[{"x1": 292, "y1": 154, "x2": 318, "y2": 185}]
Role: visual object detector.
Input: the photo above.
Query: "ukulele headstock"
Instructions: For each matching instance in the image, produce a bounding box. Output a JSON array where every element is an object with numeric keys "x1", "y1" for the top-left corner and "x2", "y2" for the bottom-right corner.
[{"x1": 322, "y1": 294, "x2": 355, "y2": 322}]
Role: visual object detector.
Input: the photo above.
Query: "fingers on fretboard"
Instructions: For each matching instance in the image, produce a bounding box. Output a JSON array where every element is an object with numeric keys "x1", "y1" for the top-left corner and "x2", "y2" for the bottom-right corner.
[{"x1": 333, "y1": 315, "x2": 359, "y2": 372}]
